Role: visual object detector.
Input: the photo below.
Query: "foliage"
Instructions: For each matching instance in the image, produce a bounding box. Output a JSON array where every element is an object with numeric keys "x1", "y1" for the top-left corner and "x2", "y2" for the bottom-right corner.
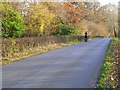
[
  {"x1": 97, "y1": 38, "x2": 120, "y2": 88},
  {"x1": 1, "y1": 2, "x2": 118, "y2": 37},
  {"x1": 1, "y1": 2, "x2": 25, "y2": 38},
  {"x1": 54, "y1": 22, "x2": 76, "y2": 35},
  {"x1": 63, "y1": 2, "x2": 85, "y2": 26},
  {"x1": 2, "y1": 36, "x2": 79, "y2": 64},
  {"x1": 118, "y1": 4, "x2": 120, "y2": 38},
  {"x1": 84, "y1": 2, "x2": 118, "y2": 37},
  {"x1": 24, "y1": 3, "x2": 55, "y2": 36}
]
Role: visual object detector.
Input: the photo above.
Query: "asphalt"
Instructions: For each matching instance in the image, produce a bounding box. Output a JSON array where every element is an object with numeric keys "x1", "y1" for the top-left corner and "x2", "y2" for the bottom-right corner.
[{"x1": 2, "y1": 38, "x2": 111, "y2": 88}]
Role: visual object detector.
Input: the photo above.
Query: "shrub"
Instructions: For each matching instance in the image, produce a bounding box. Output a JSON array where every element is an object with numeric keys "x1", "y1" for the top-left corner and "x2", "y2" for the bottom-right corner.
[
  {"x1": 54, "y1": 23, "x2": 76, "y2": 35},
  {"x1": 2, "y1": 35, "x2": 79, "y2": 64},
  {"x1": 1, "y1": 2, "x2": 25, "y2": 38}
]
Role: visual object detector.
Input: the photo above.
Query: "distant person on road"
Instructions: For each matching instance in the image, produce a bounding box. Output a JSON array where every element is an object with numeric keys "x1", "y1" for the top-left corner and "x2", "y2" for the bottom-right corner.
[{"x1": 84, "y1": 32, "x2": 88, "y2": 42}]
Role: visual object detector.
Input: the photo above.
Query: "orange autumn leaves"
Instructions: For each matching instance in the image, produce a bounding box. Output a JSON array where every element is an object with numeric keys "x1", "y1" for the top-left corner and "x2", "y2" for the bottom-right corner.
[{"x1": 64, "y1": 2, "x2": 85, "y2": 26}]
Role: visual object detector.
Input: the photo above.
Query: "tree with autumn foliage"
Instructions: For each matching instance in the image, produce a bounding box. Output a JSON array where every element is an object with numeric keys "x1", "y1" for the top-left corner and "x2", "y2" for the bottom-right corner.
[
  {"x1": 1, "y1": 1, "x2": 118, "y2": 37},
  {"x1": 24, "y1": 3, "x2": 55, "y2": 36},
  {"x1": 1, "y1": 2, "x2": 25, "y2": 38}
]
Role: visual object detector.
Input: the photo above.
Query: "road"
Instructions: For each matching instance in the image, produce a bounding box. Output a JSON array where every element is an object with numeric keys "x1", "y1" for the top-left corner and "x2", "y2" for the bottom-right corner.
[{"x1": 2, "y1": 38, "x2": 111, "y2": 88}]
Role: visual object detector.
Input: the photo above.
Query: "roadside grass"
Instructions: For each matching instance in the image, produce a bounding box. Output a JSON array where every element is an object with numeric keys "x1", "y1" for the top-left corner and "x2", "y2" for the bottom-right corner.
[
  {"x1": 97, "y1": 38, "x2": 120, "y2": 89},
  {"x1": 2, "y1": 39, "x2": 80, "y2": 65}
]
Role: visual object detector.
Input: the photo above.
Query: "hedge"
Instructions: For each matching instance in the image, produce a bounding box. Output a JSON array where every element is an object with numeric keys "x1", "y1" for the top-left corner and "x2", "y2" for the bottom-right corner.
[{"x1": 2, "y1": 35, "x2": 80, "y2": 64}]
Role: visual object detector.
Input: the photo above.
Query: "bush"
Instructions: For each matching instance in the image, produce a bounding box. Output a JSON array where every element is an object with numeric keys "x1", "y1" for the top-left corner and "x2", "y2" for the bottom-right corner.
[
  {"x1": 54, "y1": 23, "x2": 76, "y2": 35},
  {"x1": 2, "y1": 35, "x2": 79, "y2": 64},
  {"x1": 1, "y1": 2, "x2": 25, "y2": 38}
]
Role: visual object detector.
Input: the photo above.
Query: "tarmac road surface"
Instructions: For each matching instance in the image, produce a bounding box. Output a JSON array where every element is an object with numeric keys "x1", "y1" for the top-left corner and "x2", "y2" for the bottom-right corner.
[{"x1": 2, "y1": 38, "x2": 111, "y2": 88}]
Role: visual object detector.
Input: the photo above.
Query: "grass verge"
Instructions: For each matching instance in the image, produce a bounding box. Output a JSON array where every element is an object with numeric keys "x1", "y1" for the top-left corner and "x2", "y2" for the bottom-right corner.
[
  {"x1": 2, "y1": 39, "x2": 80, "y2": 65},
  {"x1": 97, "y1": 38, "x2": 120, "y2": 89}
]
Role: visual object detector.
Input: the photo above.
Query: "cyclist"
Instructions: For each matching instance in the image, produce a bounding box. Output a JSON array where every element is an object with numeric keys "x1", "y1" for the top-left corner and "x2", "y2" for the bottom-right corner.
[{"x1": 84, "y1": 32, "x2": 88, "y2": 42}]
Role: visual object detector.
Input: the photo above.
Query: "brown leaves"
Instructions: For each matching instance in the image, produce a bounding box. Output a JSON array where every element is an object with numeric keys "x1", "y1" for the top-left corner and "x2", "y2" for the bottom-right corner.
[
  {"x1": 63, "y1": 2, "x2": 85, "y2": 26},
  {"x1": 97, "y1": 38, "x2": 120, "y2": 88},
  {"x1": 2, "y1": 36, "x2": 79, "y2": 65}
]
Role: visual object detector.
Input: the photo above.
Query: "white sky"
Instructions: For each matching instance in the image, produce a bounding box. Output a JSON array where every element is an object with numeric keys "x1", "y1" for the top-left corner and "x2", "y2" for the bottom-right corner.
[{"x1": 99, "y1": 0, "x2": 120, "y2": 6}]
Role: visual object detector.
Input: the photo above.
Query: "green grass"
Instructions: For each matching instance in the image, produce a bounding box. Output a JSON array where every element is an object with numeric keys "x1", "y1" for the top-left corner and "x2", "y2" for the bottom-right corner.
[{"x1": 97, "y1": 38, "x2": 120, "y2": 88}]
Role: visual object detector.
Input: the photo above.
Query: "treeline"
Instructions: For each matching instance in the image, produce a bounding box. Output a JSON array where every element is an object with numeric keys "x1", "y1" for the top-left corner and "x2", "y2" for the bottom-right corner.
[{"x1": 0, "y1": 1, "x2": 118, "y2": 38}]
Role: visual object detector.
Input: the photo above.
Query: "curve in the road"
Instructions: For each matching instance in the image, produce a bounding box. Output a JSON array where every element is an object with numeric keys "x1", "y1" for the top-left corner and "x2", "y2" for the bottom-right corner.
[{"x1": 2, "y1": 38, "x2": 111, "y2": 88}]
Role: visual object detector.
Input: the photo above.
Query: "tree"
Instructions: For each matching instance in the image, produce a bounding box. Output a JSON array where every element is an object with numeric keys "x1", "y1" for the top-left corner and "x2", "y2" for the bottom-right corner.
[
  {"x1": 83, "y1": 1, "x2": 118, "y2": 37},
  {"x1": 1, "y1": 2, "x2": 25, "y2": 38},
  {"x1": 63, "y1": 2, "x2": 85, "y2": 26},
  {"x1": 24, "y1": 3, "x2": 55, "y2": 36},
  {"x1": 102, "y1": 4, "x2": 118, "y2": 37},
  {"x1": 118, "y1": 1, "x2": 120, "y2": 38}
]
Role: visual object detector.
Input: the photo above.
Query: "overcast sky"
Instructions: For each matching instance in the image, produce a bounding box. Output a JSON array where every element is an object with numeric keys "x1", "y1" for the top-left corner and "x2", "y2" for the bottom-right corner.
[{"x1": 98, "y1": 0, "x2": 120, "y2": 6}]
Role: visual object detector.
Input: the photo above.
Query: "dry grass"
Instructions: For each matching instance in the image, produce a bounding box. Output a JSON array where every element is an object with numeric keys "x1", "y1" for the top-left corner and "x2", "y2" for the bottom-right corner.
[{"x1": 1, "y1": 36, "x2": 80, "y2": 65}]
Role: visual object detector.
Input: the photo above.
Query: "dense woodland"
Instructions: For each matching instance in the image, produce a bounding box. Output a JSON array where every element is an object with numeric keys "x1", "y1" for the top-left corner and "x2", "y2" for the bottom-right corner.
[
  {"x1": 1, "y1": 1, "x2": 120, "y2": 88},
  {"x1": 0, "y1": 1, "x2": 118, "y2": 38}
]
